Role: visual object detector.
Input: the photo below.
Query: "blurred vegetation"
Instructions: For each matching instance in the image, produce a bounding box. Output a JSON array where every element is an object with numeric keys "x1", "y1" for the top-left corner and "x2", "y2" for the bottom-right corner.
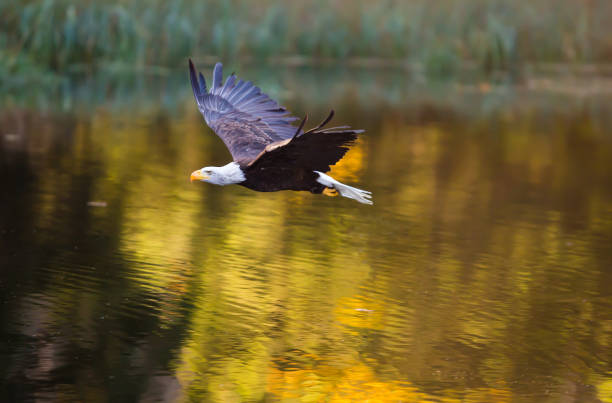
[
  {"x1": 3, "y1": 60, "x2": 612, "y2": 123},
  {"x1": 1, "y1": 0, "x2": 612, "y2": 80}
]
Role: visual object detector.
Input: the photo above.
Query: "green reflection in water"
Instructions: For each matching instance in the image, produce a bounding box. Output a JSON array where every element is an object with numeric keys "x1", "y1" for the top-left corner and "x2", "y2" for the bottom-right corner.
[{"x1": 1, "y1": 68, "x2": 612, "y2": 402}]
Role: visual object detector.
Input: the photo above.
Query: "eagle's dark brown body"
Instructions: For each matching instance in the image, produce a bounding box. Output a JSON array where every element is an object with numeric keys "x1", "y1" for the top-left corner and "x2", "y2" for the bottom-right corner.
[{"x1": 240, "y1": 167, "x2": 324, "y2": 193}]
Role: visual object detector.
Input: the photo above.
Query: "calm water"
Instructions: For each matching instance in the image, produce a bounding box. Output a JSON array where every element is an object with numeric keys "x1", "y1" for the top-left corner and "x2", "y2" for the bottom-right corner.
[{"x1": 1, "y1": 66, "x2": 612, "y2": 402}]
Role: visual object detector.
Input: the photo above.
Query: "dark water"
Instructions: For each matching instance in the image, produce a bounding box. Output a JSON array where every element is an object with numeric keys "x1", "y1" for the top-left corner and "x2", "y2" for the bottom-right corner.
[{"x1": 1, "y1": 67, "x2": 612, "y2": 402}]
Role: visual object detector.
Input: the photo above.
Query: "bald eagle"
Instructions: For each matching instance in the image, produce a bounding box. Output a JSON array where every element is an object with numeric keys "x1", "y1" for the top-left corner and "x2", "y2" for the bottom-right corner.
[{"x1": 188, "y1": 60, "x2": 372, "y2": 205}]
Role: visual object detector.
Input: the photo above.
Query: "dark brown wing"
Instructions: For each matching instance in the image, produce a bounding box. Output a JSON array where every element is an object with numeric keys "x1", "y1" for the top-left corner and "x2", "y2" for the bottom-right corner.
[
  {"x1": 246, "y1": 111, "x2": 364, "y2": 174},
  {"x1": 189, "y1": 60, "x2": 299, "y2": 164}
]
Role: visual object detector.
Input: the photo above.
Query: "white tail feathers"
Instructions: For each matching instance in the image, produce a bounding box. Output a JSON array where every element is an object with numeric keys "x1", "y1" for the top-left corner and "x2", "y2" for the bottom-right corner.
[{"x1": 315, "y1": 171, "x2": 373, "y2": 205}]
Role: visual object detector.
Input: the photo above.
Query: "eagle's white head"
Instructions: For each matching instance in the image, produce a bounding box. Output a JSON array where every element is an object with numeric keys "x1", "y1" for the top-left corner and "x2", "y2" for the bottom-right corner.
[{"x1": 190, "y1": 162, "x2": 246, "y2": 186}]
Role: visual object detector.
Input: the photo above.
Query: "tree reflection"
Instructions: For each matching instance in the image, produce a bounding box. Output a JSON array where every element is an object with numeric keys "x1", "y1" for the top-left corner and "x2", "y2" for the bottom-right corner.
[{"x1": 1, "y1": 79, "x2": 611, "y2": 402}]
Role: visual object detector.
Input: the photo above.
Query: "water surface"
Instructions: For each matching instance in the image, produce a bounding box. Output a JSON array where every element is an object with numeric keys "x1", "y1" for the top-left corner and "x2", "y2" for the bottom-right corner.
[{"x1": 1, "y1": 66, "x2": 612, "y2": 402}]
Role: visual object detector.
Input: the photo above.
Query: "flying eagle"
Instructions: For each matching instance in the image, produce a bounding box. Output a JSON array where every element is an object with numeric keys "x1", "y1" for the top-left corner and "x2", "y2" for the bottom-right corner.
[{"x1": 188, "y1": 60, "x2": 372, "y2": 205}]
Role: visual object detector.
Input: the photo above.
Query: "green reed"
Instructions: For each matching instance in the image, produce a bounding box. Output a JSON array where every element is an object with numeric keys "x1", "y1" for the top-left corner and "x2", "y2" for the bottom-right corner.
[{"x1": 1, "y1": 0, "x2": 611, "y2": 76}]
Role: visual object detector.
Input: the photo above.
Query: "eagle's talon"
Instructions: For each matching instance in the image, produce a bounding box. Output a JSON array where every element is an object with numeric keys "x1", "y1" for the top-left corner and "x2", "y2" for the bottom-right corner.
[{"x1": 322, "y1": 188, "x2": 338, "y2": 197}]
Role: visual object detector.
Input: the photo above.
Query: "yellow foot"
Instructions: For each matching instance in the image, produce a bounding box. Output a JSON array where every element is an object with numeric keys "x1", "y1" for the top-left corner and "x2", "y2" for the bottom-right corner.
[{"x1": 322, "y1": 188, "x2": 338, "y2": 197}]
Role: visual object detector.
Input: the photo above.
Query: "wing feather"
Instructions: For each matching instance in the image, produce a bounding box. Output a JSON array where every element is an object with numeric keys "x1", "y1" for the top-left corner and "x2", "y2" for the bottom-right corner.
[
  {"x1": 189, "y1": 59, "x2": 205, "y2": 99},
  {"x1": 189, "y1": 59, "x2": 300, "y2": 163},
  {"x1": 198, "y1": 72, "x2": 207, "y2": 94},
  {"x1": 219, "y1": 74, "x2": 236, "y2": 97},
  {"x1": 246, "y1": 113, "x2": 364, "y2": 174},
  {"x1": 211, "y1": 63, "x2": 223, "y2": 92},
  {"x1": 226, "y1": 80, "x2": 246, "y2": 102}
]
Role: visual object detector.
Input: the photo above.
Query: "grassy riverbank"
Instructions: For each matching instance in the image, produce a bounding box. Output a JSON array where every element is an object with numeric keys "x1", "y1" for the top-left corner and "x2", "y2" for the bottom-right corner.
[{"x1": 1, "y1": 0, "x2": 611, "y2": 78}]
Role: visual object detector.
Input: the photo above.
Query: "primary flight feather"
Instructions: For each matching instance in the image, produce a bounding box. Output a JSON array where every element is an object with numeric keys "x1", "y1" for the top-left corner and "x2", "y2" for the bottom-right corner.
[{"x1": 188, "y1": 59, "x2": 372, "y2": 205}]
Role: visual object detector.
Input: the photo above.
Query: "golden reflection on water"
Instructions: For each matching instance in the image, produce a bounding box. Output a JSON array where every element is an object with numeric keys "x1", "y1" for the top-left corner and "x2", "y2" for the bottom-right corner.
[{"x1": 1, "y1": 87, "x2": 612, "y2": 402}]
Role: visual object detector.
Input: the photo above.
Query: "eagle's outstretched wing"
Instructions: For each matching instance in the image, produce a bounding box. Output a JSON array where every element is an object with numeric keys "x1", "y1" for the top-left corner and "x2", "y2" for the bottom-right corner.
[
  {"x1": 189, "y1": 60, "x2": 300, "y2": 164},
  {"x1": 246, "y1": 110, "x2": 364, "y2": 174}
]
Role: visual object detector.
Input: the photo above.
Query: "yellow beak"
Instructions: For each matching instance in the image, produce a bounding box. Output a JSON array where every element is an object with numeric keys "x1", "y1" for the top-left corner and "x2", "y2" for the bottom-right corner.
[{"x1": 190, "y1": 170, "x2": 209, "y2": 182}]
